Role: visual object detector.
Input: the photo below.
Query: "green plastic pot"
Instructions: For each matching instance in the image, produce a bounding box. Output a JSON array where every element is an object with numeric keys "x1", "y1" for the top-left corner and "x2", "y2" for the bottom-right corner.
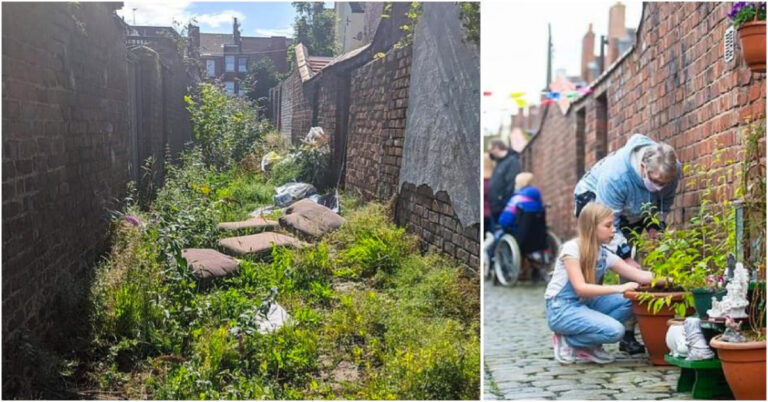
[{"x1": 691, "y1": 288, "x2": 727, "y2": 319}]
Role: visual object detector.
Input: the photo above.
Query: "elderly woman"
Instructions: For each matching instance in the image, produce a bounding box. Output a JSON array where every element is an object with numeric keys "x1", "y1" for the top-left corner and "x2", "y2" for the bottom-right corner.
[
  {"x1": 573, "y1": 133, "x2": 681, "y2": 355},
  {"x1": 498, "y1": 172, "x2": 544, "y2": 234}
]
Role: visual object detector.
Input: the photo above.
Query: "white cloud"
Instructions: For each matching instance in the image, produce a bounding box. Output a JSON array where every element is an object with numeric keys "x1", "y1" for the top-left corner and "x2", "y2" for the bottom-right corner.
[
  {"x1": 196, "y1": 10, "x2": 246, "y2": 29},
  {"x1": 116, "y1": 2, "x2": 246, "y2": 33},
  {"x1": 116, "y1": 1, "x2": 193, "y2": 27},
  {"x1": 254, "y1": 27, "x2": 294, "y2": 38}
]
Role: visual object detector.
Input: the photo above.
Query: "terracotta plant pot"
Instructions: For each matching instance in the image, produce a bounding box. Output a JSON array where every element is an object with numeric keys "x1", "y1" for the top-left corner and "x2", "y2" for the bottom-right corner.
[
  {"x1": 710, "y1": 334, "x2": 766, "y2": 400},
  {"x1": 624, "y1": 290, "x2": 693, "y2": 365},
  {"x1": 738, "y1": 21, "x2": 766, "y2": 73}
]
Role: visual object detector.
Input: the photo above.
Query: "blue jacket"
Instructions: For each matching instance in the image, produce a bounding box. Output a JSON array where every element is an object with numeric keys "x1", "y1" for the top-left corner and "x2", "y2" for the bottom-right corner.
[
  {"x1": 498, "y1": 186, "x2": 544, "y2": 234},
  {"x1": 574, "y1": 134, "x2": 681, "y2": 244}
]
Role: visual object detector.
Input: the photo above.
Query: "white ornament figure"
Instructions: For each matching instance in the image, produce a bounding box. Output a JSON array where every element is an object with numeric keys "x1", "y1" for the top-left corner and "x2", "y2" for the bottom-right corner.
[
  {"x1": 666, "y1": 321, "x2": 689, "y2": 357},
  {"x1": 684, "y1": 317, "x2": 715, "y2": 360},
  {"x1": 707, "y1": 262, "x2": 750, "y2": 319}
]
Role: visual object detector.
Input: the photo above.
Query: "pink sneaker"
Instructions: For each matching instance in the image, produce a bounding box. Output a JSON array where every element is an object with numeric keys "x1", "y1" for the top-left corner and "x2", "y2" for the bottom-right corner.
[
  {"x1": 574, "y1": 346, "x2": 614, "y2": 364},
  {"x1": 552, "y1": 333, "x2": 575, "y2": 364}
]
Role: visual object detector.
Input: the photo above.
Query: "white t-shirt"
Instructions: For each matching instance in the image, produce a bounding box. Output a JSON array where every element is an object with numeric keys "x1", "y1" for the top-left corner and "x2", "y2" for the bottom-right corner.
[{"x1": 544, "y1": 239, "x2": 622, "y2": 299}]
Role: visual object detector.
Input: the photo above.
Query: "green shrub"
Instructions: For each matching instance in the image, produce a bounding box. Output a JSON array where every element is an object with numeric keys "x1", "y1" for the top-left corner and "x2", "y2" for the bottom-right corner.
[{"x1": 185, "y1": 82, "x2": 272, "y2": 169}]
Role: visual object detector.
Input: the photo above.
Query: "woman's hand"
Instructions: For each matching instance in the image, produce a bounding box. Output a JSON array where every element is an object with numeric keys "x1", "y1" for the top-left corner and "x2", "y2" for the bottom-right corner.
[{"x1": 620, "y1": 282, "x2": 640, "y2": 292}]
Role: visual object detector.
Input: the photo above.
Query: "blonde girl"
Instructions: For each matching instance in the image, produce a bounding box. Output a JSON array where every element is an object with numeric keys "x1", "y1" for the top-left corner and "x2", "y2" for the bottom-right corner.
[{"x1": 545, "y1": 202, "x2": 654, "y2": 364}]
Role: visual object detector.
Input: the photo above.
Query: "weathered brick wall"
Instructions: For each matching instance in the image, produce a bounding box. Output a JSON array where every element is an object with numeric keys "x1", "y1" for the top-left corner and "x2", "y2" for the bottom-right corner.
[
  {"x1": 522, "y1": 2, "x2": 766, "y2": 242},
  {"x1": 345, "y1": 46, "x2": 411, "y2": 201},
  {"x1": 289, "y1": 67, "x2": 313, "y2": 143},
  {"x1": 2, "y1": 1, "x2": 131, "y2": 381},
  {"x1": 2, "y1": 3, "x2": 194, "y2": 395},
  {"x1": 395, "y1": 183, "x2": 480, "y2": 269}
]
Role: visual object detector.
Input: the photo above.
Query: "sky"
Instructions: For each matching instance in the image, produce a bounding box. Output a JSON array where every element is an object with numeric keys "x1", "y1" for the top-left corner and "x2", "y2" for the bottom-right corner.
[
  {"x1": 115, "y1": 1, "x2": 330, "y2": 38},
  {"x1": 481, "y1": 0, "x2": 642, "y2": 135}
]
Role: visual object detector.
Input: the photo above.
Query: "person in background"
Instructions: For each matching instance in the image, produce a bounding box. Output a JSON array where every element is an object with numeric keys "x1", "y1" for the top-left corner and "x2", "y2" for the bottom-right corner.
[
  {"x1": 488, "y1": 139, "x2": 521, "y2": 226},
  {"x1": 483, "y1": 153, "x2": 494, "y2": 234},
  {"x1": 497, "y1": 172, "x2": 543, "y2": 234}
]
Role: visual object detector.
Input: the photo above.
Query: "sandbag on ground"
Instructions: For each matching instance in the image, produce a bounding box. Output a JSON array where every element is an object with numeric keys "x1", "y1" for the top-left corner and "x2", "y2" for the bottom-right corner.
[
  {"x1": 182, "y1": 248, "x2": 239, "y2": 279},
  {"x1": 218, "y1": 232, "x2": 304, "y2": 256},
  {"x1": 279, "y1": 199, "x2": 346, "y2": 238}
]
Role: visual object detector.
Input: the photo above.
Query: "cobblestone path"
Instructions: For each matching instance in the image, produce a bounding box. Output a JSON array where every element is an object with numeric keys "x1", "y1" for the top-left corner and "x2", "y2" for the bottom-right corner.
[{"x1": 483, "y1": 283, "x2": 692, "y2": 400}]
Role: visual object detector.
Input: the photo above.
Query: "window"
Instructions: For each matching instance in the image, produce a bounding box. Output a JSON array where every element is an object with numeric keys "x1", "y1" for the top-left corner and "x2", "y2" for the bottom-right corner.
[
  {"x1": 206, "y1": 59, "x2": 215, "y2": 77},
  {"x1": 237, "y1": 86, "x2": 246, "y2": 97},
  {"x1": 238, "y1": 57, "x2": 247, "y2": 72},
  {"x1": 225, "y1": 56, "x2": 235, "y2": 72},
  {"x1": 224, "y1": 81, "x2": 235, "y2": 95}
]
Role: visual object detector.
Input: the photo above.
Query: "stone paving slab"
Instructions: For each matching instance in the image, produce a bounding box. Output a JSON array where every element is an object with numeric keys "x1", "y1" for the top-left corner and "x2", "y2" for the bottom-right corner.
[
  {"x1": 218, "y1": 216, "x2": 279, "y2": 231},
  {"x1": 218, "y1": 232, "x2": 305, "y2": 256},
  {"x1": 483, "y1": 282, "x2": 692, "y2": 400},
  {"x1": 181, "y1": 248, "x2": 238, "y2": 279}
]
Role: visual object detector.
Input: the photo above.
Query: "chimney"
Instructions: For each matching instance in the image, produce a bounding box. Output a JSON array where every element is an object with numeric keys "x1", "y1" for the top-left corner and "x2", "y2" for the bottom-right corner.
[
  {"x1": 528, "y1": 105, "x2": 539, "y2": 132},
  {"x1": 606, "y1": 2, "x2": 626, "y2": 66},
  {"x1": 187, "y1": 23, "x2": 200, "y2": 58},
  {"x1": 233, "y1": 17, "x2": 241, "y2": 46},
  {"x1": 581, "y1": 23, "x2": 596, "y2": 82}
]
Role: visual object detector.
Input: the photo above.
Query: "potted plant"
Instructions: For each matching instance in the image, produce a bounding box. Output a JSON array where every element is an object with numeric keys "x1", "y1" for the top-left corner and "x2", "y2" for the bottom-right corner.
[
  {"x1": 625, "y1": 221, "x2": 697, "y2": 365},
  {"x1": 626, "y1": 155, "x2": 738, "y2": 365},
  {"x1": 709, "y1": 119, "x2": 766, "y2": 400},
  {"x1": 730, "y1": 2, "x2": 766, "y2": 73}
]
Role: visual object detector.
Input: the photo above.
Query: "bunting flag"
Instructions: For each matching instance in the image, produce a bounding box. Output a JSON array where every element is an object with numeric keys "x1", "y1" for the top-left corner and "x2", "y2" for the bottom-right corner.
[
  {"x1": 509, "y1": 92, "x2": 526, "y2": 99},
  {"x1": 541, "y1": 99, "x2": 555, "y2": 105},
  {"x1": 483, "y1": 91, "x2": 493, "y2": 97},
  {"x1": 546, "y1": 91, "x2": 561, "y2": 100},
  {"x1": 514, "y1": 97, "x2": 528, "y2": 108}
]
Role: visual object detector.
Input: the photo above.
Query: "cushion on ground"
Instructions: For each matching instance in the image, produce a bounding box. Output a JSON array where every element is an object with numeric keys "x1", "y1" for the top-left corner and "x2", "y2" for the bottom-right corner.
[
  {"x1": 218, "y1": 216, "x2": 279, "y2": 231},
  {"x1": 182, "y1": 248, "x2": 239, "y2": 279},
  {"x1": 279, "y1": 199, "x2": 346, "y2": 238},
  {"x1": 218, "y1": 232, "x2": 304, "y2": 255}
]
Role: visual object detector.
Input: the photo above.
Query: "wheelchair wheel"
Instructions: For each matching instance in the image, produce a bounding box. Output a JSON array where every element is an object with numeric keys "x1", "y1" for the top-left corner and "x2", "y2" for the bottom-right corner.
[
  {"x1": 542, "y1": 230, "x2": 562, "y2": 281},
  {"x1": 494, "y1": 234, "x2": 522, "y2": 287}
]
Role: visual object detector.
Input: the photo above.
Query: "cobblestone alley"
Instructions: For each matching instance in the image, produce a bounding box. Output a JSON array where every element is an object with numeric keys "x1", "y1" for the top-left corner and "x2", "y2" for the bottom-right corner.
[{"x1": 483, "y1": 283, "x2": 692, "y2": 400}]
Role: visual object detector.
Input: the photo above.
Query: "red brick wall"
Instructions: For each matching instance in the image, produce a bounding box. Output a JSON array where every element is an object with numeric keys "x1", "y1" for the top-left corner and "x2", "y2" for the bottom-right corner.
[
  {"x1": 345, "y1": 46, "x2": 411, "y2": 202},
  {"x1": 520, "y1": 106, "x2": 580, "y2": 241},
  {"x1": 395, "y1": 183, "x2": 480, "y2": 269},
  {"x1": 522, "y1": 2, "x2": 766, "y2": 242}
]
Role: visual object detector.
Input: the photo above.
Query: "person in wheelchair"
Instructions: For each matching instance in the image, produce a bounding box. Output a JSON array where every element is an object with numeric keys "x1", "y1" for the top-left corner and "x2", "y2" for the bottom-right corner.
[{"x1": 496, "y1": 173, "x2": 550, "y2": 267}]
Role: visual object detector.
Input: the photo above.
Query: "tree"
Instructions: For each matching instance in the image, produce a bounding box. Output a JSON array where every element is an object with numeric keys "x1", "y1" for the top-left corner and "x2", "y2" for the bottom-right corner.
[
  {"x1": 242, "y1": 57, "x2": 281, "y2": 117},
  {"x1": 291, "y1": 2, "x2": 336, "y2": 57}
]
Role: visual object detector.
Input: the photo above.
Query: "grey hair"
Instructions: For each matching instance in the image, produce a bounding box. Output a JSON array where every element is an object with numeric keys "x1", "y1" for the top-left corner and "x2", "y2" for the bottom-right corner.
[{"x1": 642, "y1": 143, "x2": 678, "y2": 182}]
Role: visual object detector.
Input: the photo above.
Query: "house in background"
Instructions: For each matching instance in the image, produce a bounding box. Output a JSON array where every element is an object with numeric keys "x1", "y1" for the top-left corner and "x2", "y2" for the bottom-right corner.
[
  {"x1": 188, "y1": 18, "x2": 291, "y2": 96},
  {"x1": 335, "y1": 2, "x2": 366, "y2": 54}
]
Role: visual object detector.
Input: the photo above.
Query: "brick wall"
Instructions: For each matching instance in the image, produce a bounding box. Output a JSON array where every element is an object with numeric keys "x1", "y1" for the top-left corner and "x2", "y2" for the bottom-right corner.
[
  {"x1": 520, "y1": 106, "x2": 580, "y2": 240},
  {"x1": 395, "y1": 183, "x2": 480, "y2": 269},
  {"x1": 2, "y1": 1, "x2": 131, "y2": 382},
  {"x1": 522, "y1": 2, "x2": 766, "y2": 242},
  {"x1": 2, "y1": 3, "x2": 193, "y2": 395},
  {"x1": 288, "y1": 67, "x2": 313, "y2": 144},
  {"x1": 345, "y1": 46, "x2": 411, "y2": 201}
]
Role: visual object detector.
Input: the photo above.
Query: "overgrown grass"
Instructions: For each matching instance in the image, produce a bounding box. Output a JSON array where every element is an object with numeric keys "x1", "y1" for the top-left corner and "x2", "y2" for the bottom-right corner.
[
  {"x1": 82, "y1": 83, "x2": 478, "y2": 399},
  {"x1": 85, "y1": 165, "x2": 479, "y2": 399}
]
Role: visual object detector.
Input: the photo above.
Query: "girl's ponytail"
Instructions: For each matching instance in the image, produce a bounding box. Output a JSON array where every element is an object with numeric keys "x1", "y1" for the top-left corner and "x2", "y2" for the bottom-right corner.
[{"x1": 577, "y1": 203, "x2": 614, "y2": 284}]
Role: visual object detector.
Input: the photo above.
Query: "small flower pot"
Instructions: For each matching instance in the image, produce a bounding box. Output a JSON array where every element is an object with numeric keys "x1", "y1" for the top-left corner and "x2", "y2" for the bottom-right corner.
[
  {"x1": 624, "y1": 290, "x2": 694, "y2": 365},
  {"x1": 710, "y1": 334, "x2": 766, "y2": 400},
  {"x1": 737, "y1": 21, "x2": 766, "y2": 73},
  {"x1": 691, "y1": 288, "x2": 727, "y2": 319}
]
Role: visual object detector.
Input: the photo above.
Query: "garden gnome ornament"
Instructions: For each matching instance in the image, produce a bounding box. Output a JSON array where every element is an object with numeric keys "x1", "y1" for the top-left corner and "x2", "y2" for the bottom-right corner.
[
  {"x1": 683, "y1": 317, "x2": 714, "y2": 360},
  {"x1": 707, "y1": 262, "x2": 750, "y2": 319}
]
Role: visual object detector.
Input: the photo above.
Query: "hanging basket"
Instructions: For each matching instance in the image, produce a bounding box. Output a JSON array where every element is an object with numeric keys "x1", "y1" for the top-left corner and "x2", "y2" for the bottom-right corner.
[{"x1": 737, "y1": 20, "x2": 766, "y2": 73}]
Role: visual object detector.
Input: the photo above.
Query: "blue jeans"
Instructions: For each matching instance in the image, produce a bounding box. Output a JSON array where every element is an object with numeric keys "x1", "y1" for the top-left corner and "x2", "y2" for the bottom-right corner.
[{"x1": 546, "y1": 294, "x2": 633, "y2": 349}]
